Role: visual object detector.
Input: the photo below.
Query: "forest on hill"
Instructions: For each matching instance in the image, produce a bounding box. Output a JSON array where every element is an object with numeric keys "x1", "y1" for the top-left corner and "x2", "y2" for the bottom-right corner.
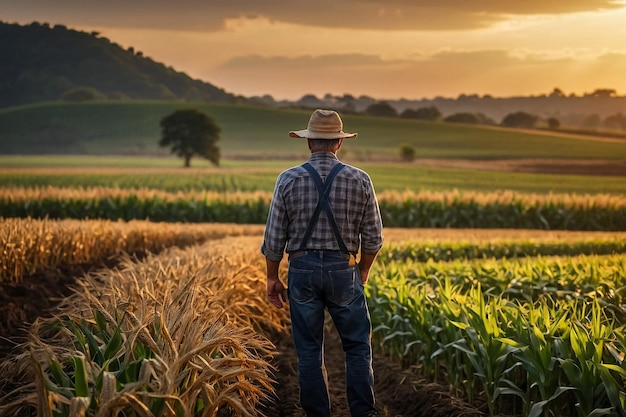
[{"x1": 0, "y1": 21, "x2": 241, "y2": 108}]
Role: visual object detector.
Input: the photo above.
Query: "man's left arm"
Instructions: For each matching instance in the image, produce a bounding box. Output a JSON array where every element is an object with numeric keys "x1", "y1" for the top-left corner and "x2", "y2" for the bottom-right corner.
[
  {"x1": 358, "y1": 250, "x2": 379, "y2": 284},
  {"x1": 359, "y1": 176, "x2": 384, "y2": 284}
]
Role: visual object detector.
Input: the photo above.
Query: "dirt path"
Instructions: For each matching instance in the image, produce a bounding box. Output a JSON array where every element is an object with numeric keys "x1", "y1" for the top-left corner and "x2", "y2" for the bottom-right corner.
[
  {"x1": 262, "y1": 320, "x2": 485, "y2": 417},
  {"x1": 412, "y1": 158, "x2": 625, "y2": 176}
]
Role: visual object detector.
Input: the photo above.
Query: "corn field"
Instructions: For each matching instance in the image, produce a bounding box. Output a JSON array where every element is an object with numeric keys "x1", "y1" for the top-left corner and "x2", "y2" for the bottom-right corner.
[
  {"x1": 1, "y1": 186, "x2": 625, "y2": 230},
  {"x1": 368, "y1": 251, "x2": 626, "y2": 416},
  {"x1": 1, "y1": 218, "x2": 625, "y2": 416}
]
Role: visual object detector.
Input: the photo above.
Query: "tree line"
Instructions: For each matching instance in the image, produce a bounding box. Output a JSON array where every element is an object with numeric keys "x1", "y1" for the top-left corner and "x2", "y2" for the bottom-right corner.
[{"x1": 356, "y1": 101, "x2": 626, "y2": 136}]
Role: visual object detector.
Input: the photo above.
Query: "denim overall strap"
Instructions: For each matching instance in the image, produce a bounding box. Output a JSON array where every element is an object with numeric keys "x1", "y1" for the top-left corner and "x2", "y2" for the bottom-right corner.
[{"x1": 298, "y1": 162, "x2": 349, "y2": 254}]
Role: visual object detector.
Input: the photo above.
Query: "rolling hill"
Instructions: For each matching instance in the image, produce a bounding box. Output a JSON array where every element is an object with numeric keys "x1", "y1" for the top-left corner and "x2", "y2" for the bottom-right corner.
[
  {"x1": 0, "y1": 21, "x2": 239, "y2": 108},
  {"x1": 0, "y1": 101, "x2": 624, "y2": 163}
]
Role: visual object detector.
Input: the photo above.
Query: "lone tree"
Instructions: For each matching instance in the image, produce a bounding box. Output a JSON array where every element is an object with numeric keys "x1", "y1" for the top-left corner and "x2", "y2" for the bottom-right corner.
[
  {"x1": 398, "y1": 144, "x2": 416, "y2": 162},
  {"x1": 159, "y1": 109, "x2": 221, "y2": 167}
]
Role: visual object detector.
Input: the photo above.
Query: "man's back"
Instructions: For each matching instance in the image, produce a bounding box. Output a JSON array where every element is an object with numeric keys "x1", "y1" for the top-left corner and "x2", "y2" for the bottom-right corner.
[
  {"x1": 262, "y1": 109, "x2": 382, "y2": 417},
  {"x1": 270, "y1": 152, "x2": 381, "y2": 256}
]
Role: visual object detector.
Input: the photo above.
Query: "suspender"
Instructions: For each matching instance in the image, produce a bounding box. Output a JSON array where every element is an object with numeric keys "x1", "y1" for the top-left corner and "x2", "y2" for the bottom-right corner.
[{"x1": 298, "y1": 162, "x2": 350, "y2": 254}]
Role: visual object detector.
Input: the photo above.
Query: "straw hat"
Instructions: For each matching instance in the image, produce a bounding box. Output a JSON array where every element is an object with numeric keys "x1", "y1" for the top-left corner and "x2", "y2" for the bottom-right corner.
[{"x1": 289, "y1": 109, "x2": 357, "y2": 139}]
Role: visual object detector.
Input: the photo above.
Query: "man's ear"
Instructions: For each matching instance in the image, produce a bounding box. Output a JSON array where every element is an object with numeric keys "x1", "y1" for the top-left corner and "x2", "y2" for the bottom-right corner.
[
  {"x1": 307, "y1": 139, "x2": 313, "y2": 151},
  {"x1": 337, "y1": 138, "x2": 344, "y2": 150}
]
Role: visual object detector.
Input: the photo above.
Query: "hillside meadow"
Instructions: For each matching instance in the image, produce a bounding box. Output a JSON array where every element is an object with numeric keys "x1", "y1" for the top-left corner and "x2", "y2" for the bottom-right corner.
[{"x1": 1, "y1": 101, "x2": 625, "y2": 160}]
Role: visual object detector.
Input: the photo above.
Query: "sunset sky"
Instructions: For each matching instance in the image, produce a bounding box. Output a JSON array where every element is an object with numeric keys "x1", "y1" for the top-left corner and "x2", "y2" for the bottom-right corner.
[{"x1": 3, "y1": 0, "x2": 626, "y2": 101}]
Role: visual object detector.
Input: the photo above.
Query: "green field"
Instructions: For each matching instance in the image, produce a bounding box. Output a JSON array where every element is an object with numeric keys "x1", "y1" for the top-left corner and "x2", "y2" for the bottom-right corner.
[
  {"x1": 1, "y1": 156, "x2": 626, "y2": 194},
  {"x1": 1, "y1": 101, "x2": 625, "y2": 160},
  {"x1": 1, "y1": 101, "x2": 624, "y2": 195}
]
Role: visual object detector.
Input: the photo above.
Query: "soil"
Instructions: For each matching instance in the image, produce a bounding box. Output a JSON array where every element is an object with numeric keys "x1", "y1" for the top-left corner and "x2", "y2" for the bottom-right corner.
[
  {"x1": 412, "y1": 158, "x2": 626, "y2": 177},
  {"x1": 0, "y1": 266, "x2": 486, "y2": 417}
]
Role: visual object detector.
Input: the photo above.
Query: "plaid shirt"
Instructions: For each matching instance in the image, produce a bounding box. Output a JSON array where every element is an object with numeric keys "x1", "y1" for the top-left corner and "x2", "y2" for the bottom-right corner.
[{"x1": 261, "y1": 152, "x2": 384, "y2": 262}]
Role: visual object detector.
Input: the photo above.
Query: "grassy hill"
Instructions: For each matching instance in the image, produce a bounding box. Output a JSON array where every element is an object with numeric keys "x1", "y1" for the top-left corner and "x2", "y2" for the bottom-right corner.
[{"x1": 1, "y1": 101, "x2": 625, "y2": 161}]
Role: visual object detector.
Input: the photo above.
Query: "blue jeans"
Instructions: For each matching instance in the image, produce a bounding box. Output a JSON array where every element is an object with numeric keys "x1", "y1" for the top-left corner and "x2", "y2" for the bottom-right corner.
[{"x1": 288, "y1": 251, "x2": 375, "y2": 417}]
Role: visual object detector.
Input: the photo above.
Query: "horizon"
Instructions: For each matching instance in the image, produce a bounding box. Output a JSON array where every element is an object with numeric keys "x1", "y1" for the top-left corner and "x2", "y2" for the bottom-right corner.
[{"x1": 2, "y1": 1, "x2": 626, "y2": 101}]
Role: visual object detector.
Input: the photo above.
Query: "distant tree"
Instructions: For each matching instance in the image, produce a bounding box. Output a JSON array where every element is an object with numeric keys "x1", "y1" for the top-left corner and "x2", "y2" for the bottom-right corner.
[
  {"x1": 336, "y1": 94, "x2": 357, "y2": 113},
  {"x1": 365, "y1": 101, "x2": 398, "y2": 118},
  {"x1": 400, "y1": 109, "x2": 415, "y2": 119},
  {"x1": 401, "y1": 106, "x2": 441, "y2": 121},
  {"x1": 603, "y1": 113, "x2": 626, "y2": 131},
  {"x1": 61, "y1": 86, "x2": 105, "y2": 102},
  {"x1": 296, "y1": 94, "x2": 322, "y2": 105},
  {"x1": 582, "y1": 114, "x2": 601, "y2": 129},
  {"x1": 398, "y1": 144, "x2": 416, "y2": 162},
  {"x1": 547, "y1": 117, "x2": 560, "y2": 130},
  {"x1": 549, "y1": 87, "x2": 566, "y2": 98},
  {"x1": 474, "y1": 113, "x2": 496, "y2": 125},
  {"x1": 501, "y1": 111, "x2": 539, "y2": 129},
  {"x1": 585, "y1": 88, "x2": 617, "y2": 98},
  {"x1": 456, "y1": 93, "x2": 480, "y2": 101},
  {"x1": 159, "y1": 109, "x2": 221, "y2": 168},
  {"x1": 443, "y1": 112, "x2": 481, "y2": 124}
]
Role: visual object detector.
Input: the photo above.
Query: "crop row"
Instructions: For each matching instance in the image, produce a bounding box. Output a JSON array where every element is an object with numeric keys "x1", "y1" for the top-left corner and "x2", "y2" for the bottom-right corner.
[
  {"x1": 1, "y1": 218, "x2": 624, "y2": 415},
  {"x1": 368, "y1": 254, "x2": 626, "y2": 416},
  {"x1": 0, "y1": 217, "x2": 264, "y2": 284},
  {"x1": 379, "y1": 239, "x2": 626, "y2": 263},
  {"x1": 2, "y1": 186, "x2": 625, "y2": 230},
  {"x1": 0, "y1": 237, "x2": 289, "y2": 417},
  {"x1": 4, "y1": 217, "x2": 623, "y2": 287}
]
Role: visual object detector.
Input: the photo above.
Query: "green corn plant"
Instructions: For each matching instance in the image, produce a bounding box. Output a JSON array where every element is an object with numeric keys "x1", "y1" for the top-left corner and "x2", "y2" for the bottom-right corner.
[
  {"x1": 428, "y1": 277, "x2": 473, "y2": 398},
  {"x1": 369, "y1": 267, "x2": 431, "y2": 370},
  {"x1": 559, "y1": 300, "x2": 616, "y2": 417},
  {"x1": 450, "y1": 284, "x2": 517, "y2": 415},
  {"x1": 499, "y1": 300, "x2": 573, "y2": 417},
  {"x1": 598, "y1": 326, "x2": 626, "y2": 416}
]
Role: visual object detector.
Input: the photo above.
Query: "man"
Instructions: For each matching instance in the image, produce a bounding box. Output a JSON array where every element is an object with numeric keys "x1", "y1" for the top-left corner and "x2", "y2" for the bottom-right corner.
[{"x1": 261, "y1": 109, "x2": 384, "y2": 417}]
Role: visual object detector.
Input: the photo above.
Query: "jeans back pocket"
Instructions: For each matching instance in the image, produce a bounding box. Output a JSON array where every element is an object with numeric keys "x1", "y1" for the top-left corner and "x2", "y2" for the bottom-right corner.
[
  {"x1": 327, "y1": 266, "x2": 361, "y2": 306},
  {"x1": 288, "y1": 267, "x2": 315, "y2": 303}
]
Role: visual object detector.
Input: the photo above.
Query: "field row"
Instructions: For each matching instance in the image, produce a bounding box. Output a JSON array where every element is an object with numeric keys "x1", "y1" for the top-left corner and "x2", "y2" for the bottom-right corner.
[
  {"x1": 2, "y1": 186, "x2": 625, "y2": 230},
  {"x1": 368, "y1": 254, "x2": 626, "y2": 416},
  {"x1": 0, "y1": 217, "x2": 264, "y2": 284},
  {"x1": 1, "y1": 219, "x2": 625, "y2": 416},
  {"x1": 0, "y1": 236, "x2": 289, "y2": 416},
  {"x1": 3, "y1": 218, "x2": 625, "y2": 286},
  {"x1": 2, "y1": 159, "x2": 626, "y2": 195}
]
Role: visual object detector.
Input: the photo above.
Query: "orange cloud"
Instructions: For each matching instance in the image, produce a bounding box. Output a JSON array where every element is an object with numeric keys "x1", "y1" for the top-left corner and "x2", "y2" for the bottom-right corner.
[
  {"x1": 206, "y1": 50, "x2": 626, "y2": 99},
  {"x1": 2, "y1": 0, "x2": 624, "y2": 31}
]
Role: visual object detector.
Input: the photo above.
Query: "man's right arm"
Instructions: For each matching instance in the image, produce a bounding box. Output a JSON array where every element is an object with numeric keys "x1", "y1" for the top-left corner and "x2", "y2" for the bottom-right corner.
[{"x1": 265, "y1": 257, "x2": 287, "y2": 308}]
